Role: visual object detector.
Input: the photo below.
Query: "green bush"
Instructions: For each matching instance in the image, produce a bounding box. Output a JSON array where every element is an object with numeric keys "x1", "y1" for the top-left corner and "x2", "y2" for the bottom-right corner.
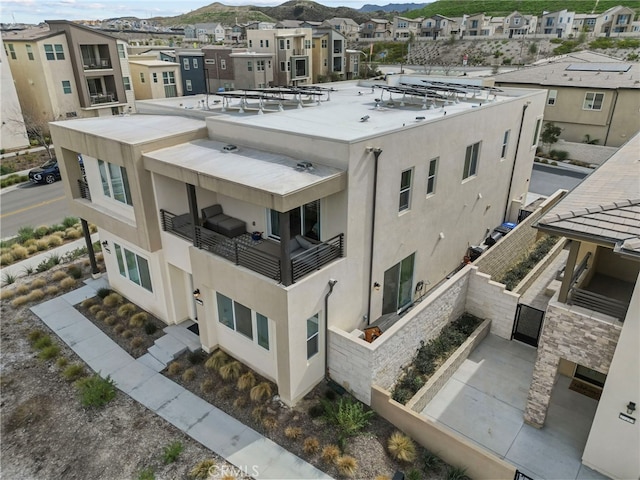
[
  {"x1": 163, "y1": 440, "x2": 184, "y2": 464},
  {"x1": 75, "y1": 374, "x2": 117, "y2": 407},
  {"x1": 33, "y1": 335, "x2": 53, "y2": 350},
  {"x1": 322, "y1": 396, "x2": 374, "y2": 446},
  {"x1": 38, "y1": 345, "x2": 60, "y2": 360},
  {"x1": 17, "y1": 226, "x2": 35, "y2": 244},
  {"x1": 589, "y1": 37, "x2": 616, "y2": 50},
  {"x1": 63, "y1": 363, "x2": 86, "y2": 381},
  {"x1": 136, "y1": 467, "x2": 155, "y2": 480},
  {"x1": 62, "y1": 216, "x2": 79, "y2": 228}
]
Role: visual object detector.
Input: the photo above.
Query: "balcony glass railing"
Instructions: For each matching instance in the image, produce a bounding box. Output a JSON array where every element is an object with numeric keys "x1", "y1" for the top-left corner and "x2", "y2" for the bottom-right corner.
[{"x1": 82, "y1": 58, "x2": 112, "y2": 69}]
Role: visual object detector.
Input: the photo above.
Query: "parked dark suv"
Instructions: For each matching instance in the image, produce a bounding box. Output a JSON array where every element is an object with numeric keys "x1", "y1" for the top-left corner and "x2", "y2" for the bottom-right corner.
[{"x1": 29, "y1": 158, "x2": 61, "y2": 184}]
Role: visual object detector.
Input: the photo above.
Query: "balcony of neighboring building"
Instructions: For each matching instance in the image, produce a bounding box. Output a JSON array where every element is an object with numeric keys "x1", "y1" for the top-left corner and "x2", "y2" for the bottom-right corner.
[
  {"x1": 144, "y1": 139, "x2": 347, "y2": 286},
  {"x1": 81, "y1": 44, "x2": 113, "y2": 70},
  {"x1": 84, "y1": 76, "x2": 120, "y2": 107}
]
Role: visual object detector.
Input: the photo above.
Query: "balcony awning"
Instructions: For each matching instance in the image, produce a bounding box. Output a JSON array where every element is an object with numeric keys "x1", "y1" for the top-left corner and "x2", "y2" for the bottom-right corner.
[{"x1": 143, "y1": 139, "x2": 346, "y2": 212}]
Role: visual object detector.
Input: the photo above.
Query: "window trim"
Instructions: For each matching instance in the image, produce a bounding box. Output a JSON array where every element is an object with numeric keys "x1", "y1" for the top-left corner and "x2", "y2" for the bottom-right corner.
[
  {"x1": 399, "y1": 168, "x2": 413, "y2": 211},
  {"x1": 114, "y1": 243, "x2": 152, "y2": 292},
  {"x1": 185, "y1": 79, "x2": 193, "y2": 92},
  {"x1": 501, "y1": 130, "x2": 510, "y2": 159},
  {"x1": 426, "y1": 157, "x2": 438, "y2": 195},
  {"x1": 547, "y1": 89, "x2": 557, "y2": 106},
  {"x1": 44, "y1": 44, "x2": 55, "y2": 60},
  {"x1": 583, "y1": 92, "x2": 604, "y2": 111},
  {"x1": 123, "y1": 76, "x2": 131, "y2": 91},
  {"x1": 463, "y1": 142, "x2": 480, "y2": 180},
  {"x1": 216, "y1": 293, "x2": 270, "y2": 350},
  {"x1": 62, "y1": 80, "x2": 72, "y2": 94},
  {"x1": 306, "y1": 313, "x2": 319, "y2": 359},
  {"x1": 26, "y1": 44, "x2": 34, "y2": 60},
  {"x1": 97, "y1": 159, "x2": 132, "y2": 206},
  {"x1": 183, "y1": 58, "x2": 190, "y2": 70},
  {"x1": 532, "y1": 117, "x2": 542, "y2": 147},
  {"x1": 54, "y1": 44, "x2": 65, "y2": 60}
]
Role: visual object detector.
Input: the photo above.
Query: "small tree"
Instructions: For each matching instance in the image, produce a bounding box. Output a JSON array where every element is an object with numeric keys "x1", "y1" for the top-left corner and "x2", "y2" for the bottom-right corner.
[
  {"x1": 7, "y1": 108, "x2": 55, "y2": 159},
  {"x1": 540, "y1": 122, "x2": 562, "y2": 150}
]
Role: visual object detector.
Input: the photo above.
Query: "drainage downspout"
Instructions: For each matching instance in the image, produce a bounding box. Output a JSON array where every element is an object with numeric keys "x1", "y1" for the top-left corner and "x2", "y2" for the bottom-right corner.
[
  {"x1": 603, "y1": 89, "x2": 619, "y2": 146},
  {"x1": 367, "y1": 148, "x2": 383, "y2": 326},
  {"x1": 324, "y1": 279, "x2": 338, "y2": 381},
  {"x1": 503, "y1": 103, "x2": 529, "y2": 222}
]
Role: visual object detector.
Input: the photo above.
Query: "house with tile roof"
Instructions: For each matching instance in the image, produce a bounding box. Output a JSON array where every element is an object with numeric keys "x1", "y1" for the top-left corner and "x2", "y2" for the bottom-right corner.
[{"x1": 525, "y1": 132, "x2": 640, "y2": 479}]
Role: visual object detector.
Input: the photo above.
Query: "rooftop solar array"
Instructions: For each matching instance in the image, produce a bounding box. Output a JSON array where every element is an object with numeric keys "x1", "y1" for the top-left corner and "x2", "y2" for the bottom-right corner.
[{"x1": 565, "y1": 63, "x2": 632, "y2": 72}]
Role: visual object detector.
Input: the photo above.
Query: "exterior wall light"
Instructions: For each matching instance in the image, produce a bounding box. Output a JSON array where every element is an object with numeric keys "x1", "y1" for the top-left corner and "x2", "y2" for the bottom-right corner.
[
  {"x1": 101, "y1": 240, "x2": 110, "y2": 253},
  {"x1": 627, "y1": 401, "x2": 636, "y2": 415},
  {"x1": 373, "y1": 282, "x2": 381, "y2": 291},
  {"x1": 193, "y1": 289, "x2": 203, "y2": 305}
]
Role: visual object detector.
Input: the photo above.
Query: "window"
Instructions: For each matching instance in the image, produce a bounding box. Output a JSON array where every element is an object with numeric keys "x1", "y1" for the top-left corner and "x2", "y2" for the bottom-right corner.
[
  {"x1": 306, "y1": 313, "x2": 319, "y2": 359},
  {"x1": 247, "y1": 61, "x2": 253, "y2": 71},
  {"x1": 114, "y1": 244, "x2": 152, "y2": 292},
  {"x1": 382, "y1": 253, "x2": 415, "y2": 314},
  {"x1": 193, "y1": 58, "x2": 198, "y2": 68},
  {"x1": 152, "y1": 72, "x2": 158, "y2": 83},
  {"x1": 583, "y1": 92, "x2": 604, "y2": 110},
  {"x1": 162, "y1": 71, "x2": 177, "y2": 97},
  {"x1": 6, "y1": 43, "x2": 16, "y2": 59},
  {"x1": 249, "y1": 40, "x2": 253, "y2": 47},
  {"x1": 305, "y1": 39, "x2": 311, "y2": 49},
  {"x1": 216, "y1": 293, "x2": 270, "y2": 348},
  {"x1": 117, "y1": 43, "x2": 126, "y2": 58},
  {"x1": 321, "y1": 39, "x2": 328, "y2": 48},
  {"x1": 268, "y1": 200, "x2": 320, "y2": 240},
  {"x1": 547, "y1": 89, "x2": 557, "y2": 106},
  {"x1": 399, "y1": 168, "x2": 413, "y2": 211},
  {"x1": 54, "y1": 44, "x2": 64, "y2": 60},
  {"x1": 220, "y1": 59, "x2": 226, "y2": 69},
  {"x1": 26, "y1": 44, "x2": 34, "y2": 60},
  {"x1": 97, "y1": 159, "x2": 132, "y2": 206},
  {"x1": 323, "y1": 58, "x2": 327, "y2": 67},
  {"x1": 62, "y1": 80, "x2": 72, "y2": 94},
  {"x1": 205, "y1": 58, "x2": 215, "y2": 64},
  {"x1": 426, "y1": 157, "x2": 438, "y2": 195},
  {"x1": 501, "y1": 130, "x2": 510, "y2": 158},
  {"x1": 279, "y1": 39, "x2": 285, "y2": 49},
  {"x1": 286, "y1": 39, "x2": 291, "y2": 49},
  {"x1": 259, "y1": 39, "x2": 264, "y2": 47},
  {"x1": 463, "y1": 142, "x2": 480, "y2": 179},
  {"x1": 186, "y1": 79, "x2": 192, "y2": 92},
  {"x1": 257, "y1": 60, "x2": 265, "y2": 71},
  {"x1": 280, "y1": 61, "x2": 286, "y2": 72},
  {"x1": 532, "y1": 118, "x2": 542, "y2": 146},
  {"x1": 140, "y1": 72, "x2": 145, "y2": 83},
  {"x1": 183, "y1": 58, "x2": 190, "y2": 70},
  {"x1": 123, "y1": 76, "x2": 131, "y2": 91},
  {"x1": 44, "y1": 44, "x2": 55, "y2": 60},
  {"x1": 265, "y1": 40, "x2": 269, "y2": 48}
]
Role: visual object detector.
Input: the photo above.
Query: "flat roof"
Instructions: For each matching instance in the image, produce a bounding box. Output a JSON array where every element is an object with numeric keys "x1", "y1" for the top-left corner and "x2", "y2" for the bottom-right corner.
[
  {"x1": 143, "y1": 139, "x2": 346, "y2": 212},
  {"x1": 50, "y1": 115, "x2": 205, "y2": 145}
]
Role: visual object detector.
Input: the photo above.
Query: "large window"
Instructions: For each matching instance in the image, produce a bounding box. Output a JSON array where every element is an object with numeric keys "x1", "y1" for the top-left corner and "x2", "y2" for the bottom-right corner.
[
  {"x1": 45, "y1": 44, "x2": 64, "y2": 60},
  {"x1": 54, "y1": 44, "x2": 64, "y2": 60},
  {"x1": 547, "y1": 89, "x2": 557, "y2": 106},
  {"x1": 426, "y1": 157, "x2": 438, "y2": 195},
  {"x1": 98, "y1": 159, "x2": 132, "y2": 206},
  {"x1": 44, "y1": 44, "x2": 55, "y2": 60},
  {"x1": 114, "y1": 244, "x2": 152, "y2": 292},
  {"x1": 501, "y1": 130, "x2": 510, "y2": 159},
  {"x1": 583, "y1": 92, "x2": 604, "y2": 111},
  {"x1": 399, "y1": 168, "x2": 413, "y2": 211},
  {"x1": 463, "y1": 142, "x2": 480, "y2": 179},
  {"x1": 307, "y1": 313, "x2": 319, "y2": 359},
  {"x1": 216, "y1": 293, "x2": 270, "y2": 349},
  {"x1": 162, "y1": 71, "x2": 177, "y2": 97},
  {"x1": 382, "y1": 253, "x2": 415, "y2": 315},
  {"x1": 268, "y1": 200, "x2": 320, "y2": 240}
]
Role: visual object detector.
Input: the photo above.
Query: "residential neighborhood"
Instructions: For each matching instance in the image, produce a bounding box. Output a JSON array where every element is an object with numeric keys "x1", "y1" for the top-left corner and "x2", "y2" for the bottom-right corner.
[{"x1": 1, "y1": 1, "x2": 639, "y2": 479}]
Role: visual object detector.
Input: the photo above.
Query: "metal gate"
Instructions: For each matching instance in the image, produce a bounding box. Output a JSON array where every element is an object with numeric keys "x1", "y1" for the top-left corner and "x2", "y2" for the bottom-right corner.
[{"x1": 512, "y1": 304, "x2": 545, "y2": 347}]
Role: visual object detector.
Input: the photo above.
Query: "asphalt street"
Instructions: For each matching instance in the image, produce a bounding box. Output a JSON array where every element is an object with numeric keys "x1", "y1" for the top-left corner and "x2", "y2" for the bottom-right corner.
[{"x1": 529, "y1": 163, "x2": 589, "y2": 196}]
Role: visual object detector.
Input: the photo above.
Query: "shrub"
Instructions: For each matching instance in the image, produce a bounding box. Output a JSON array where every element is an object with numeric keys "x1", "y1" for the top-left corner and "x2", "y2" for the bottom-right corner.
[
  {"x1": 407, "y1": 469, "x2": 422, "y2": 480},
  {"x1": 33, "y1": 335, "x2": 52, "y2": 350},
  {"x1": 96, "y1": 288, "x2": 111, "y2": 299},
  {"x1": 446, "y1": 466, "x2": 469, "y2": 480},
  {"x1": 188, "y1": 350, "x2": 207, "y2": 365},
  {"x1": 2, "y1": 273, "x2": 17, "y2": 287},
  {"x1": 163, "y1": 441, "x2": 184, "y2": 464},
  {"x1": 95, "y1": 310, "x2": 107, "y2": 321},
  {"x1": 251, "y1": 406, "x2": 265, "y2": 422},
  {"x1": 34, "y1": 226, "x2": 49, "y2": 238},
  {"x1": 17, "y1": 226, "x2": 35, "y2": 243},
  {"x1": 237, "y1": 371, "x2": 256, "y2": 391},
  {"x1": 388, "y1": 431, "x2": 417, "y2": 462},
  {"x1": 51, "y1": 270, "x2": 68, "y2": 281},
  {"x1": 129, "y1": 312, "x2": 148, "y2": 328},
  {"x1": 323, "y1": 397, "x2": 373, "y2": 445},
  {"x1": 130, "y1": 337, "x2": 144, "y2": 349},
  {"x1": 75, "y1": 374, "x2": 117, "y2": 407},
  {"x1": 45, "y1": 285, "x2": 59, "y2": 296},
  {"x1": 321, "y1": 444, "x2": 340, "y2": 464},
  {"x1": 59, "y1": 277, "x2": 76, "y2": 289},
  {"x1": 261, "y1": 416, "x2": 278, "y2": 430},
  {"x1": 30, "y1": 278, "x2": 46, "y2": 289},
  {"x1": 11, "y1": 295, "x2": 28, "y2": 307},
  {"x1": 250, "y1": 382, "x2": 272, "y2": 403},
  {"x1": 11, "y1": 245, "x2": 28, "y2": 260},
  {"x1": 117, "y1": 303, "x2": 137, "y2": 317},
  {"x1": 189, "y1": 459, "x2": 216, "y2": 480},
  {"x1": 422, "y1": 450, "x2": 442, "y2": 472},
  {"x1": 233, "y1": 396, "x2": 248, "y2": 410},
  {"x1": 104, "y1": 315, "x2": 117, "y2": 326},
  {"x1": 35, "y1": 239, "x2": 49, "y2": 251},
  {"x1": 26, "y1": 244, "x2": 38, "y2": 255},
  {"x1": 89, "y1": 304, "x2": 102, "y2": 314},
  {"x1": 0, "y1": 288, "x2": 16, "y2": 300},
  {"x1": 47, "y1": 235, "x2": 63, "y2": 247},
  {"x1": 308, "y1": 403, "x2": 324, "y2": 418},
  {"x1": 205, "y1": 350, "x2": 228, "y2": 371},
  {"x1": 336, "y1": 455, "x2": 358, "y2": 477},
  {"x1": 167, "y1": 361, "x2": 183, "y2": 375},
  {"x1": 27, "y1": 289, "x2": 45, "y2": 302},
  {"x1": 0, "y1": 252, "x2": 15, "y2": 266},
  {"x1": 56, "y1": 357, "x2": 69, "y2": 369},
  {"x1": 63, "y1": 363, "x2": 86, "y2": 381},
  {"x1": 121, "y1": 329, "x2": 133, "y2": 339},
  {"x1": 216, "y1": 385, "x2": 233, "y2": 399},
  {"x1": 200, "y1": 378, "x2": 216, "y2": 394},
  {"x1": 27, "y1": 329, "x2": 45, "y2": 343},
  {"x1": 136, "y1": 467, "x2": 155, "y2": 480},
  {"x1": 15, "y1": 284, "x2": 29, "y2": 295},
  {"x1": 303, "y1": 436, "x2": 320, "y2": 454},
  {"x1": 219, "y1": 360, "x2": 242, "y2": 381},
  {"x1": 81, "y1": 298, "x2": 96, "y2": 308},
  {"x1": 284, "y1": 426, "x2": 303, "y2": 439},
  {"x1": 67, "y1": 265, "x2": 82, "y2": 279},
  {"x1": 64, "y1": 228, "x2": 82, "y2": 239},
  {"x1": 103, "y1": 292, "x2": 124, "y2": 307},
  {"x1": 144, "y1": 323, "x2": 157, "y2": 335},
  {"x1": 182, "y1": 368, "x2": 197, "y2": 382},
  {"x1": 113, "y1": 324, "x2": 125, "y2": 335},
  {"x1": 38, "y1": 344, "x2": 60, "y2": 360}
]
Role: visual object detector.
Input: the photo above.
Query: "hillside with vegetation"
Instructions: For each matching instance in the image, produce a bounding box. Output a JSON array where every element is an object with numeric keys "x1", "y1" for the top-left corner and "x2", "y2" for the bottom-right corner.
[
  {"x1": 406, "y1": 0, "x2": 640, "y2": 19},
  {"x1": 150, "y1": 3, "x2": 275, "y2": 26},
  {"x1": 254, "y1": 0, "x2": 369, "y2": 23}
]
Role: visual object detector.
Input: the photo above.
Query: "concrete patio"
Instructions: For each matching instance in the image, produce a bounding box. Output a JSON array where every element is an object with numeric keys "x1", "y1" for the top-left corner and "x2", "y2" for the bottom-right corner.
[{"x1": 421, "y1": 334, "x2": 610, "y2": 480}]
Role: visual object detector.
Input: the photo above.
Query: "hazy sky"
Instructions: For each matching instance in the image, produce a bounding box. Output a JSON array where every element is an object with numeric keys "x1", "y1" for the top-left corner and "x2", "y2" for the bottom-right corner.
[{"x1": 0, "y1": 0, "x2": 398, "y2": 25}]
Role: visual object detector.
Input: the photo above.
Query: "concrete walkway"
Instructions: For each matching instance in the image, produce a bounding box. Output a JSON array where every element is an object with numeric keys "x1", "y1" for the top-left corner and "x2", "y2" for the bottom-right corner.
[{"x1": 31, "y1": 278, "x2": 331, "y2": 480}]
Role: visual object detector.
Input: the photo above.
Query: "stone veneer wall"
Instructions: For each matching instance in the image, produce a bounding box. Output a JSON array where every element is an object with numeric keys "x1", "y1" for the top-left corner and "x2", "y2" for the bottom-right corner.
[
  {"x1": 524, "y1": 297, "x2": 622, "y2": 427},
  {"x1": 474, "y1": 190, "x2": 565, "y2": 281}
]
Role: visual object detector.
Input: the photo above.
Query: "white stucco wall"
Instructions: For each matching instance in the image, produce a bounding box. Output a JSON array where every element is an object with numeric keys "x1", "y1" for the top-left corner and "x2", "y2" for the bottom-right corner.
[{"x1": 0, "y1": 44, "x2": 29, "y2": 150}]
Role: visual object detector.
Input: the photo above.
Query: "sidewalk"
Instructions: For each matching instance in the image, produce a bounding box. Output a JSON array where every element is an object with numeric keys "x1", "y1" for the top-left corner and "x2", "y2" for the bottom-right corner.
[{"x1": 30, "y1": 278, "x2": 331, "y2": 480}]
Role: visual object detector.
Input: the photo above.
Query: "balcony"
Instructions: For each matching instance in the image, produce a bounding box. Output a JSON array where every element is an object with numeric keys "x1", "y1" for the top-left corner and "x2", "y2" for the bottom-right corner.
[
  {"x1": 160, "y1": 209, "x2": 344, "y2": 284},
  {"x1": 82, "y1": 58, "x2": 112, "y2": 70},
  {"x1": 77, "y1": 178, "x2": 91, "y2": 201},
  {"x1": 90, "y1": 93, "x2": 116, "y2": 105}
]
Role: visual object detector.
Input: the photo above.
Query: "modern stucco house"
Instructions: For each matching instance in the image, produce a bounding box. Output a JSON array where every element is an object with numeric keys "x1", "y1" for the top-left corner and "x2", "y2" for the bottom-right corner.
[
  {"x1": 49, "y1": 78, "x2": 545, "y2": 406},
  {"x1": 524, "y1": 132, "x2": 640, "y2": 479}
]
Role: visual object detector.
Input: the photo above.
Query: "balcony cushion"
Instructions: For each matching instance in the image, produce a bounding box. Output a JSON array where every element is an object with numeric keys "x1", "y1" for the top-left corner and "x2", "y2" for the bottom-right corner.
[
  {"x1": 203, "y1": 214, "x2": 231, "y2": 231},
  {"x1": 215, "y1": 217, "x2": 246, "y2": 238},
  {"x1": 201, "y1": 204, "x2": 223, "y2": 221}
]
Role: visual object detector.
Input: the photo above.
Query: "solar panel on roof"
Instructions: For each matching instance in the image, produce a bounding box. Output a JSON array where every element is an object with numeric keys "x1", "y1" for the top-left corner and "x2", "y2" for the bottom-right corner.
[{"x1": 565, "y1": 63, "x2": 631, "y2": 72}]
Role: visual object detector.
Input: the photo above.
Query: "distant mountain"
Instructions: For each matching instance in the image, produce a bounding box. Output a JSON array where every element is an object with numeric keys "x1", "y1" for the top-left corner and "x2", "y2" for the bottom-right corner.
[
  {"x1": 150, "y1": 2, "x2": 274, "y2": 26},
  {"x1": 254, "y1": 1, "x2": 369, "y2": 23},
  {"x1": 359, "y1": 3, "x2": 428, "y2": 13}
]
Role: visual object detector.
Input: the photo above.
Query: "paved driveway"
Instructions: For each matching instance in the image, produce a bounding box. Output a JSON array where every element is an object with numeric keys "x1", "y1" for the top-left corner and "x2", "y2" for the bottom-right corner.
[{"x1": 421, "y1": 334, "x2": 609, "y2": 480}]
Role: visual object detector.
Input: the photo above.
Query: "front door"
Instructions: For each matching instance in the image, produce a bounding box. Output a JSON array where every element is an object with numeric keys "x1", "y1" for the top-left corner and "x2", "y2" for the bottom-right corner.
[{"x1": 382, "y1": 253, "x2": 415, "y2": 315}]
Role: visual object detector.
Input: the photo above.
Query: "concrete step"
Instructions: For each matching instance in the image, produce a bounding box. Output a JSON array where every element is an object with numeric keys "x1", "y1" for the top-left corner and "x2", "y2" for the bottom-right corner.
[
  {"x1": 163, "y1": 324, "x2": 201, "y2": 352},
  {"x1": 138, "y1": 352, "x2": 166, "y2": 372},
  {"x1": 147, "y1": 344, "x2": 176, "y2": 366},
  {"x1": 155, "y1": 334, "x2": 189, "y2": 358}
]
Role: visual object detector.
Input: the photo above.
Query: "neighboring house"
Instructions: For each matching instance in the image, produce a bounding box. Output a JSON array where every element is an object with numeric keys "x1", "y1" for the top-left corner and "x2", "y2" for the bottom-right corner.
[
  {"x1": 2, "y1": 20, "x2": 135, "y2": 127},
  {"x1": 597, "y1": 5, "x2": 636, "y2": 35},
  {"x1": 177, "y1": 50, "x2": 206, "y2": 95},
  {"x1": 490, "y1": 16, "x2": 505, "y2": 35},
  {"x1": 392, "y1": 16, "x2": 423, "y2": 39},
  {"x1": 525, "y1": 133, "x2": 640, "y2": 480},
  {"x1": 420, "y1": 15, "x2": 458, "y2": 39},
  {"x1": 311, "y1": 27, "x2": 345, "y2": 82},
  {"x1": 202, "y1": 46, "x2": 236, "y2": 91},
  {"x1": 573, "y1": 13, "x2": 599, "y2": 34},
  {"x1": 360, "y1": 19, "x2": 392, "y2": 39},
  {"x1": 245, "y1": 21, "x2": 276, "y2": 31},
  {"x1": 246, "y1": 28, "x2": 312, "y2": 86},
  {"x1": 0, "y1": 40, "x2": 29, "y2": 151},
  {"x1": 539, "y1": 9, "x2": 575, "y2": 37},
  {"x1": 48, "y1": 79, "x2": 546, "y2": 406},
  {"x1": 504, "y1": 11, "x2": 537, "y2": 37},
  {"x1": 465, "y1": 13, "x2": 492, "y2": 36},
  {"x1": 128, "y1": 55, "x2": 182, "y2": 100},
  {"x1": 185, "y1": 23, "x2": 226, "y2": 43},
  {"x1": 225, "y1": 24, "x2": 245, "y2": 44},
  {"x1": 494, "y1": 55, "x2": 640, "y2": 147},
  {"x1": 324, "y1": 17, "x2": 360, "y2": 41},
  {"x1": 344, "y1": 49, "x2": 362, "y2": 80},
  {"x1": 229, "y1": 50, "x2": 274, "y2": 89}
]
